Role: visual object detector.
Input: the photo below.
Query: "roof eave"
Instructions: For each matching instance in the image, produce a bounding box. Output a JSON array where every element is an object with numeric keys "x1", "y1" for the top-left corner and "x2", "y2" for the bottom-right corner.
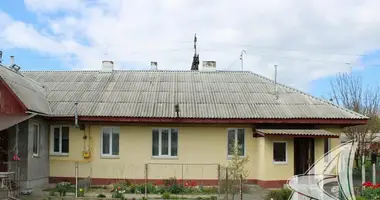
[{"x1": 46, "y1": 116, "x2": 369, "y2": 125}]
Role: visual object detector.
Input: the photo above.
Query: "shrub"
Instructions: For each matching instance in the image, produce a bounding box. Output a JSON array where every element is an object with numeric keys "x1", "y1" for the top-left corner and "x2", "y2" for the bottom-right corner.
[
  {"x1": 141, "y1": 197, "x2": 148, "y2": 200},
  {"x1": 56, "y1": 182, "x2": 71, "y2": 196},
  {"x1": 356, "y1": 196, "x2": 368, "y2": 200},
  {"x1": 136, "y1": 184, "x2": 145, "y2": 194},
  {"x1": 48, "y1": 190, "x2": 56, "y2": 196},
  {"x1": 113, "y1": 180, "x2": 131, "y2": 190},
  {"x1": 146, "y1": 183, "x2": 156, "y2": 194},
  {"x1": 97, "y1": 194, "x2": 106, "y2": 198},
  {"x1": 362, "y1": 181, "x2": 380, "y2": 199},
  {"x1": 265, "y1": 188, "x2": 292, "y2": 200},
  {"x1": 112, "y1": 192, "x2": 124, "y2": 199},
  {"x1": 210, "y1": 196, "x2": 217, "y2": 200},
  {"x1": 162, "y1": 192, "x2": 171, "y2": 199}
]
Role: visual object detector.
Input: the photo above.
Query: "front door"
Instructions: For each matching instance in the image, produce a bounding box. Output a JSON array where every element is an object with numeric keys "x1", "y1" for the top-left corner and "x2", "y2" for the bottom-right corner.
[
  {"x1": 294, "y1": 138, "x2": 315, "y2": 175},
  {"x1": 0, "y1": 130, "x2": 8, "y2": 172}
]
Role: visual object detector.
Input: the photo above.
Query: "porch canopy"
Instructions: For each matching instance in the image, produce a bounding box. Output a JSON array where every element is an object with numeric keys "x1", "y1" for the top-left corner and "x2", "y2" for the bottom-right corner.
[
  {"x1": 0, "y1": 114, "x2": 36, "y2": 131},
  {"x1": 256, "y1": 129, "x2": 340, "y2": 138}
]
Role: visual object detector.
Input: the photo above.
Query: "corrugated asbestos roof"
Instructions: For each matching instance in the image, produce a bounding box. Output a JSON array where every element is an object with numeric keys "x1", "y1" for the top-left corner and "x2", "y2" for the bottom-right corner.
[
  {"x1": 0, "y1": 66, "x2": 51, "y2": 114},
  {"x1": 14, "y1": 69, "x2": 366, "y2": 120},
  {"x1": 256, "y1": 129, "x2": 339, "y2": 136}
]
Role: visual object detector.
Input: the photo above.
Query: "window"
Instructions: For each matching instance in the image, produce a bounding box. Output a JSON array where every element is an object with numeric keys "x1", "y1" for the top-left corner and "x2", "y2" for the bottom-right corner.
[
  {"x1": 101, "y1": 127, "x2": 120, "y2": 157},
  {"x1": 273, "y1": 142, "x2": 287, "y2": 163},
  {"x1": 51, "y1": 126, "x2": 69, "y2": 155},
  {"x1": 32, "y1": 124, "x2": 40, "y2": 156},
  {"x1": 152, "y1": 128, "x2": 178, "y2": 157},
  {"x1": 227, "y1": 128, "x2": 245, "y2": 156}
]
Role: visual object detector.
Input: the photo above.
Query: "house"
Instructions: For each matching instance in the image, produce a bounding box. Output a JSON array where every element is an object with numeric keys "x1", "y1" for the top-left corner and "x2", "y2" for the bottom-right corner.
[{"x1": 0, "y1": 60, "x2": 367, "y2": 189}]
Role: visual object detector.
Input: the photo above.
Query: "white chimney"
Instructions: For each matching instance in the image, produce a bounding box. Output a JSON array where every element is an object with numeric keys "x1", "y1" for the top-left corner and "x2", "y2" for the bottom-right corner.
[
  {"x1": 201, "y1": 61, "x2": 216, "y2": 71},
  {"x1": 150, "y1": 61, "x2": 158, "y2": 70},
  {"x1": 102, "y1": 60, "x2": 114, "y2": 72},
  {"x1": 10, "y1": 56, "x2": 14, "y2": 66}
]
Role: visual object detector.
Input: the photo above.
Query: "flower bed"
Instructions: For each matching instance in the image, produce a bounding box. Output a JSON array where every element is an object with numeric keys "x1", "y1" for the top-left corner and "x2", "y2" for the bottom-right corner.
[{"x1": 110, "y1": 177, "x2": 218, "y2": 197}]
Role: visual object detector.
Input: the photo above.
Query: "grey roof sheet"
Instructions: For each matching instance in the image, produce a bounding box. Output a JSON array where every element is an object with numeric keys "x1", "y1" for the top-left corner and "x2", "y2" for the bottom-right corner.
[
  {"x1": 256, "y1": 129, "x2": 339, "y2": 136},
  {"x1": 19, "y1": 70, "x2": 366, "y2": 120},
  {"x1": 0, "y1": 66, "x2": 51, "y2": 114}
]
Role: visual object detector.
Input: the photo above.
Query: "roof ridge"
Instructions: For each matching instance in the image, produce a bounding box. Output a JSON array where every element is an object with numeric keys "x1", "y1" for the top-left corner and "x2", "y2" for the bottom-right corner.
[
  {"x1": 246, "y1": 71, "x2": 368, "y2": 119},
  {"x1": 21, "y1": 69, "x2": 252, "y2": 73}
]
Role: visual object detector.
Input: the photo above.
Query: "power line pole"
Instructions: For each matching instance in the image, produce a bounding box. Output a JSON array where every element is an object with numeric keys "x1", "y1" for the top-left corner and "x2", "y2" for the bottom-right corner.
[{"x1": 240, "y1": 50, "x2": 246, "y2": 71}]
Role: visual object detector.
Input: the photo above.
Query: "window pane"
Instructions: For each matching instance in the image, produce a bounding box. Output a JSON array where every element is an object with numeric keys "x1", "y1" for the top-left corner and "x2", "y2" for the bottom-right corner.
[
  {"x1": 273, "y1": 143, "x2": 286, "y2": 162},
  {"x1": 33, "y1": 125, "x2": 39, "y2": 154},
  {"x1": 237, "y1": 129, "x2": 245, "y2": 156},
  {"x1": 171, "y1": 129, "x2": 178, "y2": 156},
  {"x1": 112, "y1": 133, "x2": 119, "y2": 155},
  {"x1": 152, "y1": 129, "x2": 159, "y2": 156},
  {"x1": 102, "y1": 128, "x2": 110, "y2": 154},
  {"x1": 53, "y1": 128, "x2": 60, "y2": 152},
  {"x1": 61, "y1": 127, "x2": 69, "y2": 153},
  {"x1": 161, "y1": 129, "x2": 169, "y2": 155},
  {"x1": 227, "y1": 130, "x2": 235, "y2": 155}
]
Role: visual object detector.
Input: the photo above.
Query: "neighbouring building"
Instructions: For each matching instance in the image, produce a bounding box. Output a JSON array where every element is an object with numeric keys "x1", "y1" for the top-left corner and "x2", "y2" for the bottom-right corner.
[{"x1": 0, "y1": 60, "x2": 367, "y2": 189}]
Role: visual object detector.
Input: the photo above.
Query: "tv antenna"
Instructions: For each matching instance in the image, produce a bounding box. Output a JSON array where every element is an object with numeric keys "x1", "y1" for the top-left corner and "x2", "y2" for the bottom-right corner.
[{"x1": 240, "y1": 50, "x2": 247, "y2": 71}]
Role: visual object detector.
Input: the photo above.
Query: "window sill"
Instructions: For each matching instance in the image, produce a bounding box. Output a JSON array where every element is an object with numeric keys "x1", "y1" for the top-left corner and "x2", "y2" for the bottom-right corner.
[
  {"x1": 101, "y1": 155, "x2": 120, "y2": 159},
  {"x1": 227, "y1": 155, "x2": 246, "y2": 160},
  {"x1": 50, "y1": 153, "x2": 69, "y2": 157},
  {"x1": 273, "y1": 161, "x2": 288, "y2": 165},
  {"x1": 151, "y1": 156, "x2": 178, "y2": 160},
  {"x1": 32, "y1": 154, "x2": 40, "y2": 158}
]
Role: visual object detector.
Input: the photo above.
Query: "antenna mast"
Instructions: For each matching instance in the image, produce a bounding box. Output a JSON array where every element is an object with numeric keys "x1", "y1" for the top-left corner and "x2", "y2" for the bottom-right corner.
[
  {"x1": 274, "y1": 64, "x2": 279, "y2": 99},
  {"x1": 0, "y1": 51, "x2": 2, "y2": 64},
  {"x1": 240, "y1": 50, "x2": 246, "y2": 71},
  {"x1": 190, "y1": 33, "x2": 200, "y2": 70}
]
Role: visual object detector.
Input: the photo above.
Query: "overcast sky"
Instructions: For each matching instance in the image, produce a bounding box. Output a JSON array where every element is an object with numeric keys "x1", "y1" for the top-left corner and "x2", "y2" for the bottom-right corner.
[{"x1": 1, "y1": 0, "x2": 380, "y2": 94}]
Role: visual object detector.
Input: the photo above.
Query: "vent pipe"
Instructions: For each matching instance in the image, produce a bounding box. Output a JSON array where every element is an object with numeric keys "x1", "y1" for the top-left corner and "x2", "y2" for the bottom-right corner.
[
  {"x1": 74, "y1": 102, "x2": 79, "y2": 128},
  {"x1": 151, "y1": 61, "x2": 158, "y2": 70}
]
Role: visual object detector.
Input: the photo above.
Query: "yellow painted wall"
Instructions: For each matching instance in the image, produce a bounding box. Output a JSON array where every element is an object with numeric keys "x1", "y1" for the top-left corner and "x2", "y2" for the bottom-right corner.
[
  {"x1": 50, "y1": 125, "x2": 258, "y2": 180},
  {"x1": 49, "y1": 124, "x2": 343, "y2": 182}
]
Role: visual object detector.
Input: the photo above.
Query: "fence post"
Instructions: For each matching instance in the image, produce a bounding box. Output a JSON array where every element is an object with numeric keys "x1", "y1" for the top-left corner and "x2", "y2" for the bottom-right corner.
[
  {"x1": 145, "y1": 163, "x2": 148, "y2": 198},
  {"x1": 217, "y1": 165, "x2": 221, "y2": 200},
  {"x1": 225, "y1": 168, "x2": 228, "y2": 200},
  {"x1": 362, "y1": 155, "x2": 365, "y2": 191},
  {"x1": 373, "y1": 162, "x2": 376, "y2": 184},
  {"x1": 240, "y1": 174, "x2": 243, "y2": 200},
  {"x1": 75, "y1": 162, "x2": 78, "y2": 198}
]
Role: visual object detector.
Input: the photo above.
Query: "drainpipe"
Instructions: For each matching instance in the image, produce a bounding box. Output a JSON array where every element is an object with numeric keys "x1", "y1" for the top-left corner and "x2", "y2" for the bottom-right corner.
[{"x1": 74, "y1": 102, "x2": 79, "y2": 128}]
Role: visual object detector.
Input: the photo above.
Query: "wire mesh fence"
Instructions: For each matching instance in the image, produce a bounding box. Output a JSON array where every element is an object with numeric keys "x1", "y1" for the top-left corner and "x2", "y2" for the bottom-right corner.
[{"x1": 145, "y1": 163, "x2": 221, "y2": 199}]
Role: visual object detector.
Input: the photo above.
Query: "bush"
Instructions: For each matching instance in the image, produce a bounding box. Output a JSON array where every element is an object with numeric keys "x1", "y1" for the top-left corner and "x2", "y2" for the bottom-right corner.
[
  {"x1": 162, "y1": 192, "x2": 171, "y2": 199},
  {"x1": 97, "y1": 194, "x2": 106, "y2": 198},
  {"x1": 56, "y1": 182, "x2": 71, "y2": 196},
  {"x1": 112, "y1": 192, "x2": 124, "y2": 199},
  {"x1": 265, "y1": 188, "x2": 292, "y2": 200},
  {"x1": 113, "y1": 180, "x2": 131, "y2": 190},
  {"x1": 210, "y1": 196, "x2": 217, "y2": 200},
  {"x1": 48, "y1": 190, "x2": 56, "y2": 196},
  {"x1": 356, "y1": 196, "x2": 368, "y2": 200},
  {"x1": 146, "y1": 183, "x2": 156, "y2": 194}
]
